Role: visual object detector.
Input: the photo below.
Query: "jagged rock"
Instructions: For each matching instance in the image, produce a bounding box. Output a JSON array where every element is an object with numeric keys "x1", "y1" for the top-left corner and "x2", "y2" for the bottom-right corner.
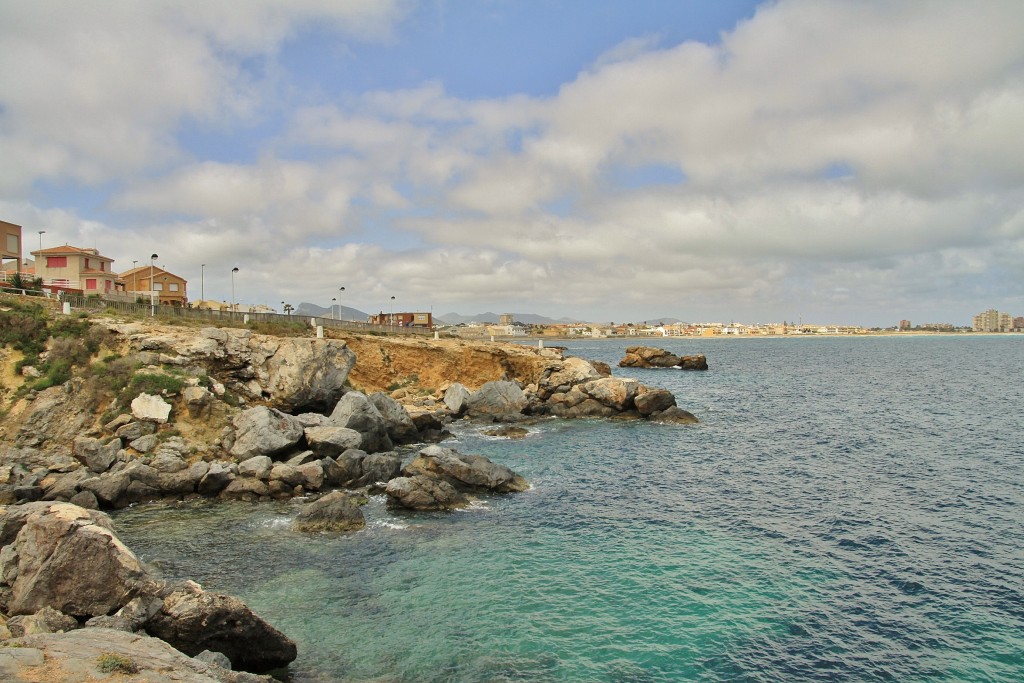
[
  {"x1": 40, "y1": 469, "x2": 89, "y2": 502},
  {"x1": 466, "y1": 381, "x2": 528, "y2": 420},
  {"x1": 634, "y1": 388, "x2": 677, "y2": 416},
  {"x1": 130, "y1": 434, "x2": 160, "y2": 454},
  {"x1": 104, "y1": 413, "x2": 134, "y2": 432},
  {"x1": 14, "y1": 383, "x2": 93, "y2": 450},
  {"x1": 332, "y1": 449, "x2": 401, "y2": 488},
  {"x1": 196, "y1": 649, "x2": 234, "y2": 670},
  {"x1": 6, "y1": 606, "x2": 79, "y2": 636},
  {"x1": 268, "y1": 464, "x2": 304, "y2": 488},
  {"x1": 149, "y1": 452, "x2": 187, "y2": 473},
  {"x1": 145, "y1": 582, "x2": 297, "y2": 673},
  {"x1": 183, "y1": 386, "x2": 215, "y2": 419},
  {"x1": 443, "y1": 383, "x2": 471, "y2": 415},
  {"x1": 68, "y1": 490, "x2": 98, "y2": 510},
  {"x1": 385, "y1": 475, "x2": 469, "y2": 511},
  {"x1": 368, "y1": 392, "x2": 419, "y2": 444},
  {"x1": 303, "y1": 425, "x2": 362, "y2": 458},
  {"x1": 229, "y1": 407, "x2": 304, "y2": 460},
  {"x1": 547, "y1": 387, "x2": 618, "y2": 418},
  {"x1": 220, "y1": 478, "x2": 269, "y2": 501},
  {"x1": 236, "y1": 456, "x2": 272, "y2": 479},
  {"x1": 285, "y1": 451, "x2": 318, "y2": 467},
  {"x1": 294, "y1": 413, "x2": 327, "y2": 428},
  {"x1": 403, "y1": 445, "x2": 529, "y2": 494},
  {"x1": 482, "y1": 426, "x2": 529, "y2": 439},
  {"x1": 679, "y1": 354, "x2": 709, "y2": 370},
  {"x1": 71, "y1": 437, "x2": 120, "y2": 474},
  {"x1": 0, "y1": 502, "x2": 146, "y2": 617},
  {"x1": 329, "y1": 392, "x2": 393, "y2": 453},
  {"x1": 197, "y1": 463, "x2": 234, "y2": 496},
  {"x1": 79, "y1": 471, "x2": 132, "y2": 508},
  {"x1": 650, "y1": 406, "x2": 700, "y2": 424},
  {"x1": 131, "y1": 393, "x2": 173, "y2": 424},
  {"x1": 579, "y1": 377, "x2": 639, "y2": 412},
  {"x1": 618, "y1": 346, "x2": 682, "y2": 368},
  {"x1": 297, "y1": 461, "x2": 324, "y2": 491},
  {"x1": 115, "y1": 420, "x2": 156, "y2": 441},
  {"x1": 540, "y1": 357, "x2": 602, "y2": 396},
  {"x1": 293, "y1": 491, "x2": 366, "y2": 533},
  {"x1": 591, "y1": 360, "x2": 612, "y2": 376},
  {"x1": 320, "y1": 456, "x2": 344, "y2": 486}
]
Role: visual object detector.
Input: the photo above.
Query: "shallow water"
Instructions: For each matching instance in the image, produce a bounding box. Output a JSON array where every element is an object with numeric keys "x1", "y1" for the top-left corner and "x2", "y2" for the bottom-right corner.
[{"x1": 113, "y1": 335, "x2": 1024, "y2": 682}]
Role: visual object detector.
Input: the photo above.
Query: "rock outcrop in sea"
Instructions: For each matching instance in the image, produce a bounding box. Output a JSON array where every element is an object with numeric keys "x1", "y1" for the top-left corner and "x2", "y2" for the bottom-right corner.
[{"x1": 618, "y1": 346, "x2": 709, "y2": 370}]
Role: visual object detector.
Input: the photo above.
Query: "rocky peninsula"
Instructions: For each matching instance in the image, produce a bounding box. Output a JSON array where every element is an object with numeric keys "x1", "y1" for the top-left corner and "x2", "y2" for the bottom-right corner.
[{"x1": 0, "y1": 298, "x2": 699, "y2": 679}]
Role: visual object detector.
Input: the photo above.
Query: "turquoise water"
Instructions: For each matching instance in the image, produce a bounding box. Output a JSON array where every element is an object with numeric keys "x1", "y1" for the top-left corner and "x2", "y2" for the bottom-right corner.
[{"x1": 113, "y1": 336, "x2": 1024, "y2": 682}]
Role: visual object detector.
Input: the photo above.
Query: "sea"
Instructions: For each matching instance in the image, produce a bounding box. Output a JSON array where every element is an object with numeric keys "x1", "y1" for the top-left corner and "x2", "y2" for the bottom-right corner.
[{"x1": 111, "y1": 335, "x2": 1024, "y2": 683}]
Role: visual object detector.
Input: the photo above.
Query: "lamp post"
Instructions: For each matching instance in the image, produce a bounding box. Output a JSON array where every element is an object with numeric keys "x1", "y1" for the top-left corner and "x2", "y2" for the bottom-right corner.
[
  {"x1": 231, "y1": 267, "x2": 239, "y2": 314},
  {"x1": 200, "y1": 264, "x2": 205, "y2": 303},
  {"x1": 38, "y1": 231, "x2": 45, "y2": 252},
  {"x1": 280, "y1": 301, "x2": 285, "y2": 317},
  {"x1": 390, "y1": 295, "x2": 395, "y2": 329},
  {"x1": 149, "y1": 254, "x2": 158, "y2": 316},
  {"x1": 331, "y1": 298, "x2": 336, "y2": 320},
  {"x1": 339, "y1": 286, "x2": 345, "y2": 322}
]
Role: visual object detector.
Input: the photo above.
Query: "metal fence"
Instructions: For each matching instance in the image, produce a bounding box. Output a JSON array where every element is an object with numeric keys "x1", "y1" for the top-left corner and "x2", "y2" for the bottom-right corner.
[
  {"x1": 1, "y1": 288, "x2": 432, "y2": 336},
  {"x1": 59, "y1": 295, "x2": 432, "y2": 335}
]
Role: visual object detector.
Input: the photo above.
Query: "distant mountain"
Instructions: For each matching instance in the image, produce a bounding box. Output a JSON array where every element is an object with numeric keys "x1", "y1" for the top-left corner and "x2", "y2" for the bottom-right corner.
[
  {"x1": 435, "y1": 311, "x2": 578, "y2": 325},
  {"x1": 295, "y1": 302, "x2": 368, "y2": 321}
]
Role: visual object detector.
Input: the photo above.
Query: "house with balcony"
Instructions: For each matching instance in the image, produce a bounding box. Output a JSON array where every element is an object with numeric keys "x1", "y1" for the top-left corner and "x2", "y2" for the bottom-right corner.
[
  {"x1": 120, "y1": 265, "x2": 188, "y2": 306},
  {"x1": 30, "y1": 244, "x2": 120, "y2": 296}
]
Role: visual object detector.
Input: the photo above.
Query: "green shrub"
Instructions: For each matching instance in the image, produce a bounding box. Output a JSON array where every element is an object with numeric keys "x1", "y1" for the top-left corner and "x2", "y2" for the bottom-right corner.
[
  {"x1": 119, "y1": 372, "x2": 186, "y2": 407},
  {"x1": 97, "y1": 652, "x2": 138, "y2": 674}
]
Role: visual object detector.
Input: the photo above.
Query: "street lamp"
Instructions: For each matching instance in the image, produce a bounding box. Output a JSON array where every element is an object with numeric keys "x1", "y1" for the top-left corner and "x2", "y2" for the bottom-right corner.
[
  {"x1": 331, "y1": 298, "x2": 336, "y2": 320},
  {"x1": 339, "y1": 286, "x2": 345, "y2": 321},
  {"x1": 38, "y1": 231, "x2": 45, "y2": 252},
  {"x1": 149, "y1": 254, "x2": 158, "y2": 316},
  {"x1": 390, "y1": 295, "x2": 395, "y2": 329},
  {"x1": 231, "y1": 267, "x2": 239, "y2": 313}
]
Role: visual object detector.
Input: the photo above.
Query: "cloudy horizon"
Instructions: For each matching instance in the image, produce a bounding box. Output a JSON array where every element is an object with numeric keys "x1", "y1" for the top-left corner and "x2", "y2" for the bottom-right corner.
[{"x1": 2, "y1": 0, "x2": 1022, "y2": 326}]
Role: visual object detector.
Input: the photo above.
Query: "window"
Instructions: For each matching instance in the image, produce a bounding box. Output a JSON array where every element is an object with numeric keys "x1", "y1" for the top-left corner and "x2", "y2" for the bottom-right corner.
[
  {"x1": 169, "y1": 283, "x2": 179, "y2": 292},
  {"x1": 86, "y1": 279, "x2": 97, "y2": 290},
  {"x1": 5, "y1": 234, "x2": 17, "y2": 254},
  {"x1": 47, "y1": 256, "x2": 68, "y2": 268},
  {"x1": 153, "y1": 283, "x2": 163, "y2": 291}
]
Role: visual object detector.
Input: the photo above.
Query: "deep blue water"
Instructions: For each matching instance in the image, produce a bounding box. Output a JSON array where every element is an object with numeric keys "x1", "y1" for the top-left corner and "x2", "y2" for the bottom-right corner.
[{"x1": 113, "y1": 336, "x2": 1024, "y2": 682}]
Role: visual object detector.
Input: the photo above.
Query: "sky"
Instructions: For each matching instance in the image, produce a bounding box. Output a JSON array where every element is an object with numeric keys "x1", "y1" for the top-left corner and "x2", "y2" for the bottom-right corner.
[{"x1": 2, "y1": 0, "x2": 1023, "y2": 326}]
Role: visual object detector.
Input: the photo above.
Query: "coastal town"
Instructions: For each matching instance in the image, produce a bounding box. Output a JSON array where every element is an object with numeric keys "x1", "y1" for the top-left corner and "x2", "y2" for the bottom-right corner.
[{"x1": 2, "y1": 220, "x2": 1021, "y2": 337}]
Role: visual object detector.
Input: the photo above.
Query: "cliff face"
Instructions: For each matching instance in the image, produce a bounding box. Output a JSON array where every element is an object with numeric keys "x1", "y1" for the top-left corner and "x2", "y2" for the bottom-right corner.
[{"x1": 337, "y1": 333, "x2": 563, "y2": 395}]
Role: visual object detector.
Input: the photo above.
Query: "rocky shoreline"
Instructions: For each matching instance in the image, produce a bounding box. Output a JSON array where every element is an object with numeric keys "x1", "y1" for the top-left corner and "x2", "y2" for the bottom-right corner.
[{"x1": 0, "y1": 309, "x2": 700, "y2": 679}]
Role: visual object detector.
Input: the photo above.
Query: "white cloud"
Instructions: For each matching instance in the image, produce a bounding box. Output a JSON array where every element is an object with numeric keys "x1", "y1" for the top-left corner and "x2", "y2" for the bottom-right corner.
[{"x1": 4, "y1": 0, "x2": 1024, "y2": 324}]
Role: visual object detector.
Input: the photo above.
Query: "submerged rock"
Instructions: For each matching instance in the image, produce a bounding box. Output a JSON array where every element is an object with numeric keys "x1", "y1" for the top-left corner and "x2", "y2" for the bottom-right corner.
[{"x1": 293, "y1": 491, "x2": 366, "y2": 533}]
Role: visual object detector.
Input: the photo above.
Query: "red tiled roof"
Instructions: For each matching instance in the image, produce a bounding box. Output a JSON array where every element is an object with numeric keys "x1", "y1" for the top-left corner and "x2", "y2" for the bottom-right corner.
[{"x1": 31, "y1": 245, "x2": 114, "y2": 260}]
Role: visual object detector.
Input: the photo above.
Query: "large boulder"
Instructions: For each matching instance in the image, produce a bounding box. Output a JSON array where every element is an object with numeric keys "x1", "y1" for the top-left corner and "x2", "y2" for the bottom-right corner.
[
  {"x1": 144, "y1": 581, "x2": 297, "y2": 673},
  {"x1": 328, "y1": 392, "x2": 393, "y2": 453},
  {"x1": 679, "y1": 354, "x2": 709, "y2": 370},
  {"x1": 384, "y1": 475, "x2": 469, "y2": 511},
  {"x1": 465, "y1": 381, "x2": 528, "y2": 420},
  {"x1": 333, "y1": 449, "x2": 402, "y2": 488},
  {"x1": 634, "y1": 388, "x2": 677, "y2": 416},
  {"x1": 368, "y1": 392, "x2": 419, "y2": 444},
  {"x1": 229, "y1": 407, "x2": 304, "y2": 459},
  {"x1": 131, "y1": 393, "x2": 173, "y2": 424},
  {"x1": 577, "y1": 377, "x2": 640, "y2": 412},
  {"x1": 293, "y1": 491, "x2": 366, "y2": 533},
  {"x1": 0, "y1": 502, "x2": 147, "y2": 617},
  {"x1": 540, "y1": 357, "x2": 602, "y2": 396},
  {"x1": 303, "y1": 425, "x2": 362, "y2": 459},
  {"x1": 618, "y1": 346, "x2": 681, "y2": 368},
  {"x1": 442, "y1": 383, "x2": 471, "y2": 415},
  {"x1": 403, "y1": 445, "x2": 529, "y2": 494}
]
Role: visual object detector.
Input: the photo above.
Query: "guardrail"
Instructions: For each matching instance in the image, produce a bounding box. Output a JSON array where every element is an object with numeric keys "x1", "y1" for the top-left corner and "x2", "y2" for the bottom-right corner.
[{"x1": 57, "y1": 295, "x2": 432, "y2": 335}]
